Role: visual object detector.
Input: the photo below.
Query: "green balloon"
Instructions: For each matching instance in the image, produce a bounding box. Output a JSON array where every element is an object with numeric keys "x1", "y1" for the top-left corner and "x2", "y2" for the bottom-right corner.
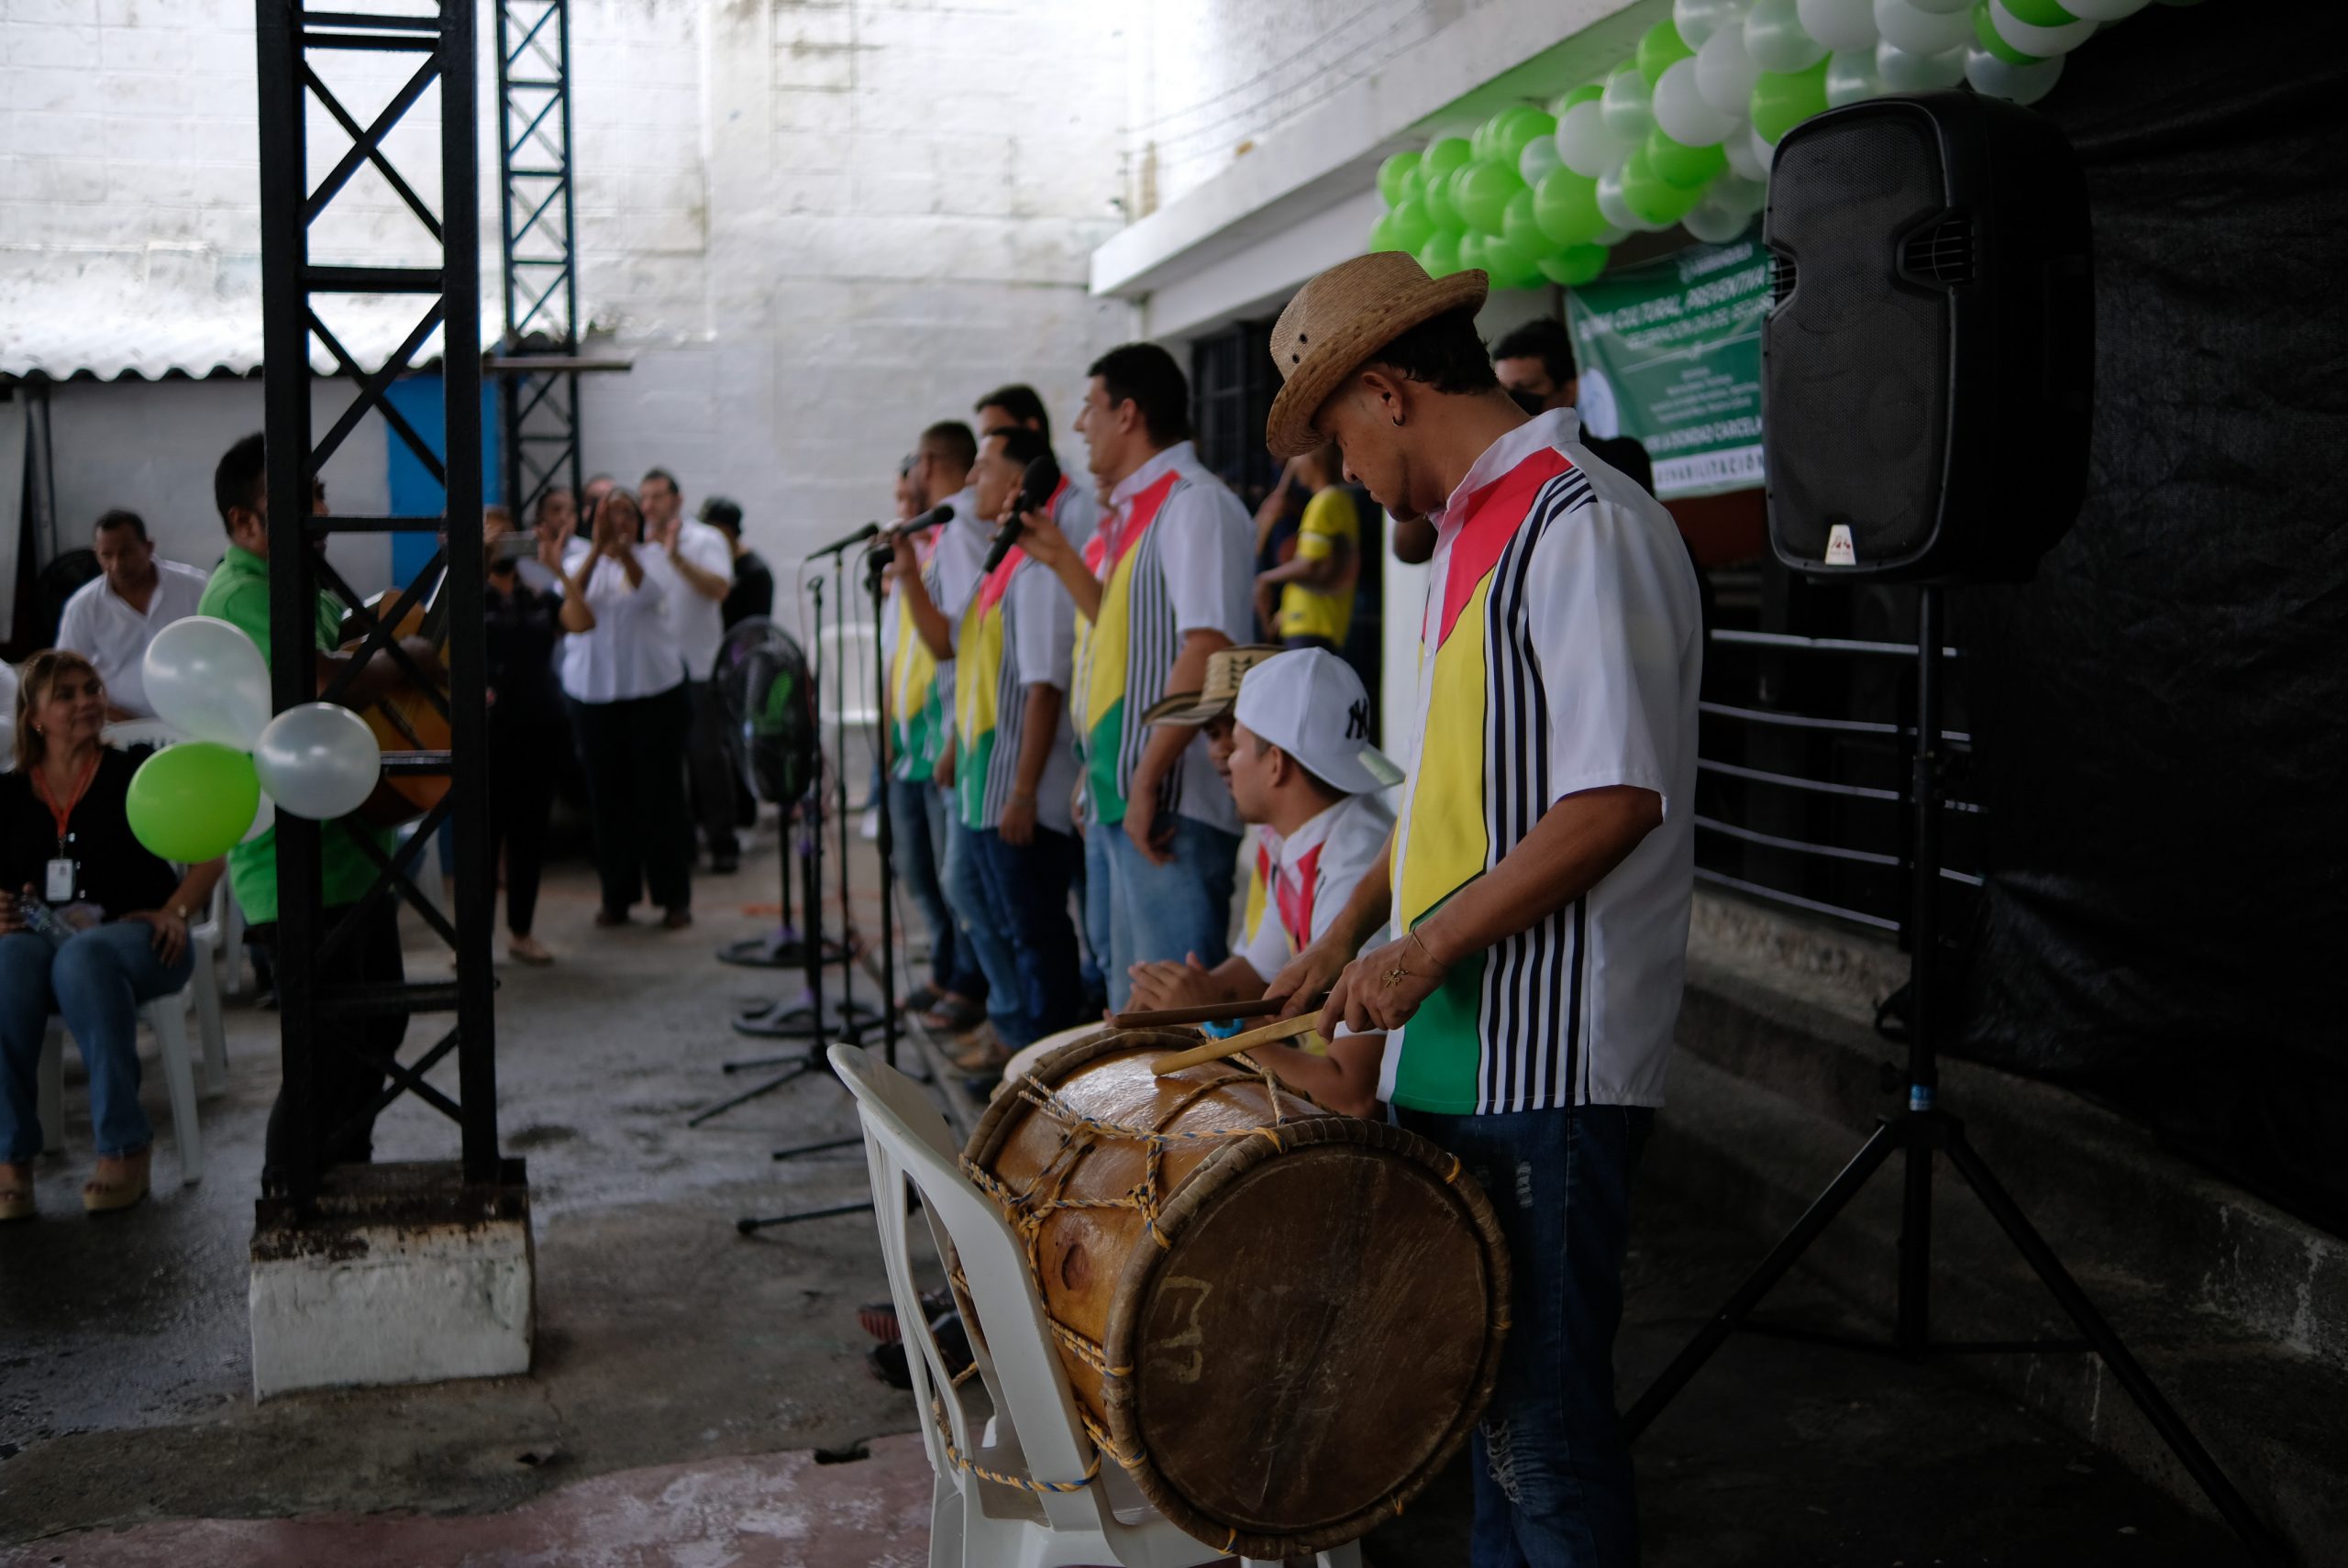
[
  {"x1": 1423, "y1": 135, "x2": 1474, "y2": 182},
  {"x1": 1377, "y1": 149, "x2": 1423, "y2": 208},
  {"x1": 1422, "y1": 165, "x2": 1458, "y2": 227},
  {"x1": 1750, "y1": 57, "x2": 1832, "y2": 145},
  {"x1": 1387, "y1": 196, "x2": 1435, "y2": 252},
  {"x1": 1538, "y1": 245, "x2": 1611, "y2": 288},
  {"x1": 1490, "y1": 105, "x2": 1557, "y2": 169},
  {"x1": 1646, "y1": 127, "x2": 1728, "y2": 188},
  {"x1": 1500, "y1": 188, "x2": 1545, "y2": 256},
  {"x1": 1533, "y1": 167, "x2": 1606, "y2": 247},
  {"x1": 1551, "y1": 83, "x2": 1605, "y2": 116},
  {"x1": 1399, "y1": 166, "x2": 1427, "y2": 206},
  {"x1": 1453, "y1": 159, "x2": 1526, "y2": 237},
  {"x1": 1636, "y1": 17, "x2": 1695, "y2": 86},
  {"x1": 2000, "y1": 0, "x2": 2077, "y2": 23},
  {"x1": 1420, "y1": 230, "x2": 1465, "y2": 279},
  {"x1": 126, "y1": 742, "x2": 260, "y2": 865},
  {"x1": 1622, "y1": 148, "x2": 1708, "y2": 226},
  {"x1": 1368, "y1": 213, "x2": 1401, "y2": 254},
  {"x1": 1479, "y1": 228, "x2": 1540, "y2": 289},
  {"x1": 1973, "y1": 0, "x2": 2048, "y2": 64},
  {"x1": 1457, "y1": 231, "x2": 1488, "y2": 273}
]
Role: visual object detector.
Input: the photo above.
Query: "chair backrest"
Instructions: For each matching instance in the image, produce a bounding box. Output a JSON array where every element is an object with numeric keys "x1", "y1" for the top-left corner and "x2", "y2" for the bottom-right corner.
[{"x1": 828, "y1": 1043, "x2": 1113, "y2": 1536}]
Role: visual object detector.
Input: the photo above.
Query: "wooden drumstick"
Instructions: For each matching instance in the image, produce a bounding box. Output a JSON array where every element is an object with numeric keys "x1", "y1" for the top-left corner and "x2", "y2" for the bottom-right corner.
[
  {"x1": 1152, "y1": 1011, "x2": 1325, "y2": 1075},
  {"x1": 1111, "y1": 990, "x2": 1328, "y2": 1031}
]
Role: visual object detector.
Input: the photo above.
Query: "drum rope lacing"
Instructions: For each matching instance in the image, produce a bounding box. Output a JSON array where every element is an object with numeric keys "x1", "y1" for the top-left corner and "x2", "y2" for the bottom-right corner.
[{"x1": 942, "y1": 1053, "x2": 1297, "y2": 1494}]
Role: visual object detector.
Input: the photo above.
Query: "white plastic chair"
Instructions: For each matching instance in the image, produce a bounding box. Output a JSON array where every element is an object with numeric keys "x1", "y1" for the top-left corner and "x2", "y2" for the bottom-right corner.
[
  {"x1": 36, "y1": 934, "x2": 209, "y2": 1185},
  {"x1": 827, "y1": 1043, "x2": 1363, "y2": 1568}
]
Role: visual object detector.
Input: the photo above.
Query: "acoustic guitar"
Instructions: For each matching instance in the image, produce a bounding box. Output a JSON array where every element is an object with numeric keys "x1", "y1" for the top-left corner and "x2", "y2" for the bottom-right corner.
[{"x1": 337, "y1": 565, "x2": 453, "y2": 827}]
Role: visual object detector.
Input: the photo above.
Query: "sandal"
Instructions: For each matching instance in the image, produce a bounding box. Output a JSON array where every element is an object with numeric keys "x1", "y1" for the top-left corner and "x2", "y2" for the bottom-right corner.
[
  {"x1": 661, "y1": 907, "x2": 693, "y2": 931},
  {"x1": 507, "y1": 934, "x2": 556, "y2": 966},
  {"x1": 83, "y1": 1148, "x2": 151, "y2": 1215},
  {"x1": 0, "y1": 1163, "x2": 34, "y2": 1223}
]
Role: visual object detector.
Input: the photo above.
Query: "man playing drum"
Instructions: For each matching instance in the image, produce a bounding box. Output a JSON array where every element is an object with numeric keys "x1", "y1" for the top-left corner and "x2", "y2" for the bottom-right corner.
[
  {"x1": 1125, "y1": 645, "x2": 1399, "y2": 1117},
  {"x1": 1262, "y1": 254, "x2": 1703, "y2": 1568}
]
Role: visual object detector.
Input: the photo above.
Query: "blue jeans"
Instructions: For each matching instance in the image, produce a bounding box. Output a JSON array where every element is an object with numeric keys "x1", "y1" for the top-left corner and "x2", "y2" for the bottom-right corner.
[
  {"x1": 941, "y1": 812, "x2": 1017, "y2": 1032},
  {"x1": 969, "y1": 825, "x2": 1083, "y2": 1049},
  {"x1": 1082, "y1": 820, "x2": 1124, "y2": 1010},
  {"x1": 0, "y1": 924, "x2": 194, "y2": 1162},
  {"x1": 1103, "y1": 814, "x2": 1241, "y2": 1006},
  {"x1": 1395, "y1": 1104, "x2": 1654, "y2": 1568},
  {"x1": 887, "y1": 775, "x2": 980, "y2": 999}
]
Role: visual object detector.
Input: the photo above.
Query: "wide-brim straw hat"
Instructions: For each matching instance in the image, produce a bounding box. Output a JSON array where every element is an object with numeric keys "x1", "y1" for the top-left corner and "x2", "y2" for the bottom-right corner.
[
  {"x1": 1265, "y1": 253, "x2": 1489, "y2": 459},
  {"x1": 1139, "y1": 643, "x2": 1285, "y2": 728}
]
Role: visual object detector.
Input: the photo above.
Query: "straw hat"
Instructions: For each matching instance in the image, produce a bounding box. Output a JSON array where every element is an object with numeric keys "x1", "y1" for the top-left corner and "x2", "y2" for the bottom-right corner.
[
  {"x1": 1264, "y1": 252, "x2": 1489, "y2": 459},
  {"x1": 1139, "y1": 644, "x2": 1285, "y2": 728}
]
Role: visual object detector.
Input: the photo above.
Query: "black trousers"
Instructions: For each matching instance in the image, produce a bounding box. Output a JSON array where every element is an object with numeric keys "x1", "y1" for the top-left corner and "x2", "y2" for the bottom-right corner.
[
  {"x1": 491, "y1": 712, "x2": 561, "y2": 935},
  {"x1": 253, "y1": 899, "x2": 406, "y2": 1178},
  {"x1": 570, "y1": 685, "x2": 695, "y2": 914},
  {"x1": 682, "y1": 678, "x2": 740, "y2": 860}
]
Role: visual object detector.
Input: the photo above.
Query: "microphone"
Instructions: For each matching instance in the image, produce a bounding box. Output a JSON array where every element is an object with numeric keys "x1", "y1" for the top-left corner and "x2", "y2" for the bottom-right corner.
[
  {"x1": 980, "y1": 451, "x2": 1061, "y2": 575},
  {"x1": 804, "y1": 521, "x2": 880, "y2": 561},
  {"x1": 872, "y1": 502, "x2": 956, "y2": 547}
]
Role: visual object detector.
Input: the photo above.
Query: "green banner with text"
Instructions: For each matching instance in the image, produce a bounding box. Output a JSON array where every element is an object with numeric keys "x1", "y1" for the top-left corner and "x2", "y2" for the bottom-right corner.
[{"x1": 1565, "y1": 227, "x2": 1770, "y2": 500}]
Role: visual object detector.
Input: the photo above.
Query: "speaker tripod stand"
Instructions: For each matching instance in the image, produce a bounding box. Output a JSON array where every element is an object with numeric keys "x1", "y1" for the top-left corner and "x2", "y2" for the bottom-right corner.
[{"x1": 1624, "y1": 587, "x2": 2276, "y2": 1563}]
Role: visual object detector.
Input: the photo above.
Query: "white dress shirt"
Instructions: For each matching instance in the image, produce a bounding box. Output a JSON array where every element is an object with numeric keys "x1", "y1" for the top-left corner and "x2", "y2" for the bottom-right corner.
[
  {"x1": 558, "y1": 539, "x2": 689, "y2": 703},
  {"x1": 659, "y1": 517, "x2": 734, "y2": 682},
  {"x1": 54, "y1": 559, "x2": 211, "y2": 716}
]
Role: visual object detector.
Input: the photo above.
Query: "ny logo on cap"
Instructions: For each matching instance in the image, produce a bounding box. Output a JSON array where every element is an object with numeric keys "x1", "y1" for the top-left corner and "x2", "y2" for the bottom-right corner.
[{"x1": 1346, "y1": 699, "x2": 1369, "y2": 740}]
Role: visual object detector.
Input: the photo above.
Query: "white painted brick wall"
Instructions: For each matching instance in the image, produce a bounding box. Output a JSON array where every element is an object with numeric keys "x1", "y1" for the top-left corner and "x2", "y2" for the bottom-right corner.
[{"x1": 5, "y1": 0, "x2": 1138, "y2": 586}]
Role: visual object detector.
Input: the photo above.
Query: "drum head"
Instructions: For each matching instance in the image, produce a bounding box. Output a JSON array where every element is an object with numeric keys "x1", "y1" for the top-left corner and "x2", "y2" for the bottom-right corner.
[{"x1": 1102, "y1": 1115, "x2": 1508, "y2": 1556}]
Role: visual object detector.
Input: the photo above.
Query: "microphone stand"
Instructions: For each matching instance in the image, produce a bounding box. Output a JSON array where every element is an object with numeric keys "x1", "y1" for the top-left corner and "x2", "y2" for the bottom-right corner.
[{"x1": 731, "y1": 542, "x2": 916, "y2": 1234}]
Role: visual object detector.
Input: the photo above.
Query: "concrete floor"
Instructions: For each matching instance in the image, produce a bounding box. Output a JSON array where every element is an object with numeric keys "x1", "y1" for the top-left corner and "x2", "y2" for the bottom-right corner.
[{"x1": 0, "y1": 831, "x2": 2254, "y2": 1565}]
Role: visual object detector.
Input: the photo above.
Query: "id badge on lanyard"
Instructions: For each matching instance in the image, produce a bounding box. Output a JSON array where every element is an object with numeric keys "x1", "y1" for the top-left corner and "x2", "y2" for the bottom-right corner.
[{"x1": 44, "y1": 857, "x2": 74, "y2": 902}]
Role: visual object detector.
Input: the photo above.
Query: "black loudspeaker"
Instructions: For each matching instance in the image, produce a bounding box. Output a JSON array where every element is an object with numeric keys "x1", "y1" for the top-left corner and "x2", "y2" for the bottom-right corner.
[{"x1": 1763, "y1": 92, "x2": 2093, "y2": 583}]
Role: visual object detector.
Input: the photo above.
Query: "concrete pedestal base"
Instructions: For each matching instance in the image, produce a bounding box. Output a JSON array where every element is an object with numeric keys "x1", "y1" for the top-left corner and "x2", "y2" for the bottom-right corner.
[{"x1": 249, "y1": 1159, "x2": 535, "y2": 1402}]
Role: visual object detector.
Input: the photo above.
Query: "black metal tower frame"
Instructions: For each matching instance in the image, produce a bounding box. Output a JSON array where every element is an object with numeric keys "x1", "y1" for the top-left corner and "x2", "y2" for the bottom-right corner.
[
  {"x1": 493, "y1": 0, "x2": 585, "y2": 521},
  {"x1": 254, "y1": 0, "x2": 498, "y2": 1202}
]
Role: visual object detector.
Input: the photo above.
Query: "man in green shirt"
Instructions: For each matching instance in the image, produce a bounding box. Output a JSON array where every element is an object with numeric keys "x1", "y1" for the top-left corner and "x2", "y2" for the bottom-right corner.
[{"x1": 206, "y1": 433, "x2": 433, "y2": 1183}]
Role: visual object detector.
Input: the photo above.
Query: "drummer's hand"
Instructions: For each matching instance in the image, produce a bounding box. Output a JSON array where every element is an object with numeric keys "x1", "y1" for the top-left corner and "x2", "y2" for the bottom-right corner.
[
  {"x1": 1127, "y1": 954, "x2": 1219, "y2": 1013},
  {"x1": 1268, "y1": 936, "x2": 1354, "y2": 1020},
  {"x1": 1319, "y1": 930, "x2": 1448, "y2": 1038}
]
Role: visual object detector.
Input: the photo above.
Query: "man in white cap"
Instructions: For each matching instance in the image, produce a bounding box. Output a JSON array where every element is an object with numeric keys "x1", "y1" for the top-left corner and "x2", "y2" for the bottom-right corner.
[
  {"x1": 1127, "y1": 646, "x2": 1397, "y2": 1116},
  {"x1": 1259, "y1": 251, "x2": 1702, "y2": 1566}
]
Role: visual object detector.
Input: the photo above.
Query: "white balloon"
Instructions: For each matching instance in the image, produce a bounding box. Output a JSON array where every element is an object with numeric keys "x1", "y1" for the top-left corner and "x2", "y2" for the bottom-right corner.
[
  {"x1": 1798, "y1": 0, "x2": 1878, "y2": 51},
  {"x1": 1965, "y1": 42, "x2": 2065, "y2": 101},
  {"x1": 1726, "y1": 125, "x2": 1774, "y2": 181},
  {"x1": 142, "y1": 615, "x2": 271, "y2": 750},
  {"x1": 1873, "y1": 0, "x2": 1973, "y2": 54},
  {"x1": 1696, "y1": 20, "x2": 1769, "y2": 124},
  {"x1": 1555, "y1": 101, "x2": 1631, "y2": 179},
  {"x1": 1600, "y1": 68, "x2": 1656, "y2": 142},
  {"x1": 1877, "y1": 38, "x2": 1967, "y2": 89},
  {"x1": 2060, "y1": 0, "x2": 2148, "y2": 18},
  {"x1": 1711, "y1": 171, "x2": 1771, "y2": 216},
  {"x1": 1745, "y1": 0, "x2": 1829, "y2": 72},
  {"x1": 1674, "y1": 0, "x2": 1751, "y2": 49},
  {"x1": 1989, "y1": 0, "x2": 2096, "y2": 56},
  {"x1": 1595, "y1": 165, "x2": 1649, "y2": 233},
  {"x1": 252, "y1": 702, "x2": 381, "y2": 821},
  {"x1": 243, "y1": 791, "x2": 276, "y2": 845},
  {"x1": 1825, "y1": 46, "x2": 1888, "y2": 105},
  {"x1": 1683, "y1": 195, "x2": 1754, "y2": 244},
  {"x1": 1519, "y1": 135, "x2": 1562, "y2": 184},
  {"x1": 1653, "y1": 59, "x2": 1742, "y2": 146}
]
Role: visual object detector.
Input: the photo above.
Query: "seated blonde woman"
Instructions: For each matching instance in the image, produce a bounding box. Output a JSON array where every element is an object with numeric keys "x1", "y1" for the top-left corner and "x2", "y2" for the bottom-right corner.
[{"x1": 0, "y1": 651, "x2": 223, "y2": 1218}]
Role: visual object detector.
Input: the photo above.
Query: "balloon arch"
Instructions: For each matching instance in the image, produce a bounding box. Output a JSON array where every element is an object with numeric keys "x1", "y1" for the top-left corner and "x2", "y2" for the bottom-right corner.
[{"x1": 1367, "y1": 0, "x2": 2173, "y2": 285}]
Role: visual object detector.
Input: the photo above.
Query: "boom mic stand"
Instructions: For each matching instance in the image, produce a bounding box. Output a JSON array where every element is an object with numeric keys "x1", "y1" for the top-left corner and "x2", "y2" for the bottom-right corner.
[
  {"x1": 1623, "y1": 586, "x2": 2276, "y2": 1562},
  {"x1": 731, "y1": 543, "x2": 912, "y2": 1234}
]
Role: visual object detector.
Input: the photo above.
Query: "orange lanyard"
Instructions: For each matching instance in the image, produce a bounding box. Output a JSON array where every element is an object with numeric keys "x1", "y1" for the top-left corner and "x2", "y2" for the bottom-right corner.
[{"x1": 31, "y1": 751, "x2": 100, "y2": 855}]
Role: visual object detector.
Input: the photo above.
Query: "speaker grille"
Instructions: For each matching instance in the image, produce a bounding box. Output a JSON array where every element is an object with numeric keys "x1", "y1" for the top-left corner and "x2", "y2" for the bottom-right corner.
[
  {"x1": 1764, "y1": 113, "x2": 1950, "y2": 570},
  {"x1": 1770, "y1": 256, "x2": 1799, "y2": 310},
  {"x1": 1901, "y1": 214, "x2": 1975, "y2": 284}
]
